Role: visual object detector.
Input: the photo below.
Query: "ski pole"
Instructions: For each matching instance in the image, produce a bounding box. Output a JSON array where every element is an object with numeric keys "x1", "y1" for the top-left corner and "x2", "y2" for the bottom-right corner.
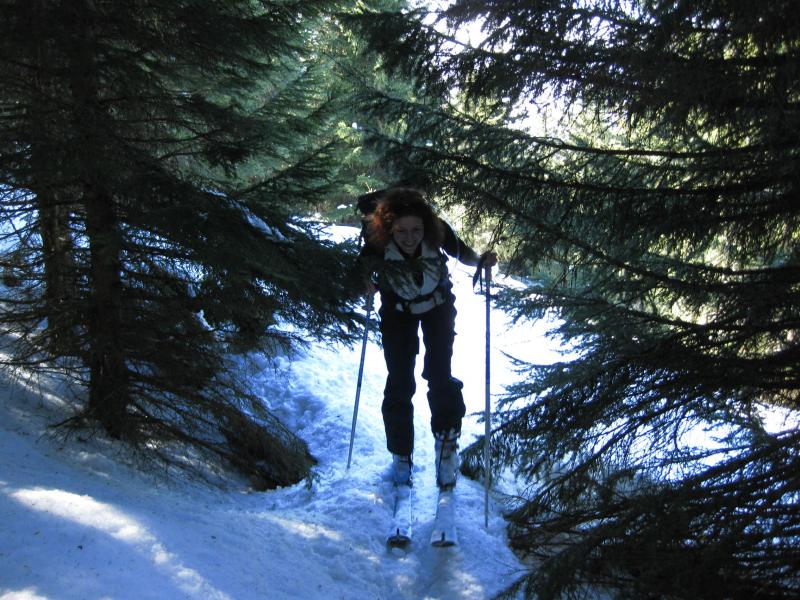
[
  {"x1": 484, "y1": 263, "x2": 492, "y2": 529},
  {"x1": 347, "y1": 292, "x2": 374, "y2": 471}
]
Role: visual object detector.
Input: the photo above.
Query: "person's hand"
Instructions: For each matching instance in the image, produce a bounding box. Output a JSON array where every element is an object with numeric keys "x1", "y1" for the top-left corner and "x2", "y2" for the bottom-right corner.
[{"x1": 480, "y1": 251, "x2": 498, "y2": 269}]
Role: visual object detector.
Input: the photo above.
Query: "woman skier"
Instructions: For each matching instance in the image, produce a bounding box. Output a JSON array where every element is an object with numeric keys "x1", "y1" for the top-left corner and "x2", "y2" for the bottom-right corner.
[{"x1": 359, "y1": 187, "x2": 497, "y2": 490}]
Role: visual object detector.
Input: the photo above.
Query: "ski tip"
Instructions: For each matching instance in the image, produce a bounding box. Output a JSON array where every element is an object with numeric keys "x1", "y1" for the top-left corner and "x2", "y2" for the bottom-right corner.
[
  {"x1": 387, "y1": 536, "x2": 412, "y2": 548},
  {"x1": 430, "y1": 531, "x2": 457, "y2": 547},
  {"x1": 387, "y1": 527, "x2": 412, "y2": 548}
]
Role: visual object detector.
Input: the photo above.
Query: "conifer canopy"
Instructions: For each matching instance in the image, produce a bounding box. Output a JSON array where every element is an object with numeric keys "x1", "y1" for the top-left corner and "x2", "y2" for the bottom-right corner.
[
  {"x1": 0, "y1": 0, "x2": 368, "y2": 487},
  {"x1": 351, "y1": 1, "x2": 800, "y2": 597}
]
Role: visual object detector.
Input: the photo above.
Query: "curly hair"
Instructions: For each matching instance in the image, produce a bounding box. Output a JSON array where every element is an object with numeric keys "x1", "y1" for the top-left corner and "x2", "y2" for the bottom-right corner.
[{"x1": 365, "y1": 188, "x2": 444, "y2": 250}]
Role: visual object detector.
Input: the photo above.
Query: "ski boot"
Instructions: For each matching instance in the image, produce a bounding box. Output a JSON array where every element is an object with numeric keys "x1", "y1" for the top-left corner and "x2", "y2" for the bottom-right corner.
[
  {"x1": 434, "y1": 429, "x2": 460, "y2": 490},
  {"x1": 391, "y1": 453, "x2": 413, "y2": 487}
]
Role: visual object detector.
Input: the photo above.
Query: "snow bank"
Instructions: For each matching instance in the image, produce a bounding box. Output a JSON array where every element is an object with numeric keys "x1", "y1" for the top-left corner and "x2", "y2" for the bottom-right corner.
[{"x1": 0, "y1": 227, "x2": 563, "y2": 600}]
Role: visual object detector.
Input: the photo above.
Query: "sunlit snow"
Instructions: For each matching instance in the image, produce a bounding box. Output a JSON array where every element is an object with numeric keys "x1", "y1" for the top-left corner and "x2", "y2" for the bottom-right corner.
[{"x1": 0, "y1": 225, "x2": 563, "y2": 600}]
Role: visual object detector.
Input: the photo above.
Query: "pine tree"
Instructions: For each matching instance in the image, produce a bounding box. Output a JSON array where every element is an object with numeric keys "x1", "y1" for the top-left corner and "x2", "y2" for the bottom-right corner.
[
  {"x1": 351, "y1": 1, "x2": 800, "y2": 598},
  {"x1": 310, "y1": 0, "x2": 425, "y2": 224},
  {"x1": 0, "y1": 0, "x2": 367, "y2": 487}
]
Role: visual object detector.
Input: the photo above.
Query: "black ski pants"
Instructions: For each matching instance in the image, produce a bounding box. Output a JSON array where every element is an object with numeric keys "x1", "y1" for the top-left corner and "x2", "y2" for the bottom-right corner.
[{"x1": 379, "y1": 295, "x2": 466, "y2": 457}]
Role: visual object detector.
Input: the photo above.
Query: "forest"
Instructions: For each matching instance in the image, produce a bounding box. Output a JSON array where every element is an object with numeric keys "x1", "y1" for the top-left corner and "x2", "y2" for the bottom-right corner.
[{"x1": 1, "y1": 1, "x2": 798, "y2": 599}]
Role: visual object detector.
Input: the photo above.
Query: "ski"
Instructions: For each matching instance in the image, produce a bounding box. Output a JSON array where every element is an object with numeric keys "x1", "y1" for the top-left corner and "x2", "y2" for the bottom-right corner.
[
  {"x1": 430, "y1": 487, "x2": 458, "y2": 547},
  {"x1": 386, "y1": 483, "x2": 413, "y2": 547}
]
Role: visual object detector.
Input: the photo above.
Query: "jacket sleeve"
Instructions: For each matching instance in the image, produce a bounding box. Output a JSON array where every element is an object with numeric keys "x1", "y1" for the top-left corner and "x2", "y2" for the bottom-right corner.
[{"x1": 441, "y1": 219, "x2": 481, "y2": 266}]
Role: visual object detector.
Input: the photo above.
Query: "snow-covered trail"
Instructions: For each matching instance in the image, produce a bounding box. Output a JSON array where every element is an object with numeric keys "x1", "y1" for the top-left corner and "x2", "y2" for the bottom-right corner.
[{"x1": 0, "y1": 229, "x2": 562, "y2": 600}]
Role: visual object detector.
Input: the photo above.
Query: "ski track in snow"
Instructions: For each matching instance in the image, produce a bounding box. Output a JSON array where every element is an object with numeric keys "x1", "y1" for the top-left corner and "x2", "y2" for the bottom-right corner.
[{"x1": 0, "y1": 227, "x2": 563, "y2": 600}]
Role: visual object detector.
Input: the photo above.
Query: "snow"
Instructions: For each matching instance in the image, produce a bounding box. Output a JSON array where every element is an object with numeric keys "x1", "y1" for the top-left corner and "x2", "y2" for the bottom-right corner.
[{"x1": 0, "y1": 226, "x2": 564, "y2": 600}]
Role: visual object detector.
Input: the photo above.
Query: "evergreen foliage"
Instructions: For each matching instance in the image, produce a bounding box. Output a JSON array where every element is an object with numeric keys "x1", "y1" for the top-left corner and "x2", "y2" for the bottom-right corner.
[
  {"x1": 351, "y1": 1, "x2": 800, "y2": 597},
  {"x1": 311, "y1": 0, "x2": 426, "y2": 224},
  {"x1": 0, "y1": 0, "x2": 368, "y2": 487}
]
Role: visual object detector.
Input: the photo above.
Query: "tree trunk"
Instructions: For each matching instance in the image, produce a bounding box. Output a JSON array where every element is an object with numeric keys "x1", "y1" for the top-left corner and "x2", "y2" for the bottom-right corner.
[
  {"x1": 37, "y1": 182, "x2": 78, "y2": 356},
  {"x1": 84, "y1": 186, "x2": 128, "y2": 438},
  {"x1": 63, "y1": 0, "x2": 130, "y2": 439},
  {"x1": 29, "y1": 0, "x2": 78, "y2": 356}
]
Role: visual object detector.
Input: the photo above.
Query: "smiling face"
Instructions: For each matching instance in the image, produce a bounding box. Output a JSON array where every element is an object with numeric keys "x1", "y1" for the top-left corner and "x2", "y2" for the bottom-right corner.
[{"x1": 391, "y1": 215, "x2": 425, "y2": 255}]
